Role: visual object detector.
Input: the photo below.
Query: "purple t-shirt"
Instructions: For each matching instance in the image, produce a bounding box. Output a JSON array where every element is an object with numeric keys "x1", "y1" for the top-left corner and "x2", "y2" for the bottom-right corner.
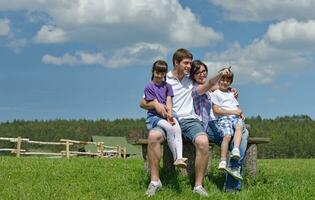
[{"x1": 144, "y1": 81, "x2": 174, "y2": 117}]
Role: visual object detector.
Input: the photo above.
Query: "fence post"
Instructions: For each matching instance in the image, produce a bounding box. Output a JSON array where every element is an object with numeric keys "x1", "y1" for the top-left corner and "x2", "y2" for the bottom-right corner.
[
  {"x1": 16, "y1": 136, "x2": 22, "y2": 158},
  {"x1": 66, "y1": 140, "x2": 70, "y2": 159},
  {"x1": 123, "y1": 147, "x2": 126, "y2": 159},
  {"x1": 99, "y1": 143, "x2": 104, "y2": 158},
  {"x1": 117, "y1": 146, "x2": 121, "y2": 158}
]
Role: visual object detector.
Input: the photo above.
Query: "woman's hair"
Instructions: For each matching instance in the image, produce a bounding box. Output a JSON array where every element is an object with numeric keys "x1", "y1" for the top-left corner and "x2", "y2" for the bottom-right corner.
[
  {"x1": 219, "y1": 67, "x2": 234, "y2": 83},
  {"x1": 189, "y1": 60, "x2": 208, "y2": 82},
  {"x1": 151, "y1": 60, "x2": 168, "y2": 80}
]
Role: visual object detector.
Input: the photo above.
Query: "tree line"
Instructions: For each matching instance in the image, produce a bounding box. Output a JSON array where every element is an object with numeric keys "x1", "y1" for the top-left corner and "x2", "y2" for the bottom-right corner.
[{"x1": 0, "y1": 115, "x2": 314, "y2": 158}]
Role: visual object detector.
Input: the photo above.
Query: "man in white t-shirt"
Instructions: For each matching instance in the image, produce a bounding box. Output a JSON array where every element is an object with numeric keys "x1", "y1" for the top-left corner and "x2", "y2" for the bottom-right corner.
[{"x1": 140, "y1": 48, "x2": 210, "y2": 197}]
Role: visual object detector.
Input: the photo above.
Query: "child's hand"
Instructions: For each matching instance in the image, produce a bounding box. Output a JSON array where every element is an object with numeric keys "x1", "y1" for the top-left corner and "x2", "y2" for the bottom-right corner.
[
  {"x1": 229, "y1": 87, "x2": 238, "y2": 99},
  {"x1": 154, "y1": 102, "x2": 168, "y2": 118},
  {"x1": 167, "y1": 117, "x2": 176, "y2": 126},
  {"x1": 240, "y1": 112, "x2": 246, "y2": 120},
  {"x1": 233, "y1": 108, "x2": 242, "y2": 116}
]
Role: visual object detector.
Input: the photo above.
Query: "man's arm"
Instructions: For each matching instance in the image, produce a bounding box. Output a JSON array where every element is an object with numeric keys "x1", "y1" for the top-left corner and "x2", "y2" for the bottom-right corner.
[
  {"x1": 139, "y1": 98, "x2": 168, "y2": 118},
  {"x1": 196, "y1": 67, "x2": 231, "y2": 95}
]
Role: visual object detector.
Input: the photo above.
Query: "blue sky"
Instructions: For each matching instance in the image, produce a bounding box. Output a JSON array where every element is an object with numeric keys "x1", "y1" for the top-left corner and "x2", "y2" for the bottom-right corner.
[{"x1": 0, "y1": 0, "x2": 314, "y2": 121}]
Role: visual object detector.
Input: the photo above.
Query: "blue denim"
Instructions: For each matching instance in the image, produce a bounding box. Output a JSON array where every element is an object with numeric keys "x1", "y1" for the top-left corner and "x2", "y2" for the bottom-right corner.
[
  {"x1": 179, "y1": 118, "x2": 206, "y2": 143},
  {"x1": 146, "y1": 115, "x2": 163, "y2": 130},
  {"x1": 207, "y1": 120, "x2": 249, "y2": 190}
]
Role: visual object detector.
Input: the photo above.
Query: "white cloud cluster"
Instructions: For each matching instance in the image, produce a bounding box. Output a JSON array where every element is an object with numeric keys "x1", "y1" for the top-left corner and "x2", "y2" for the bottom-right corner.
[
  {"x1": 42, "y1": 42, "x2": 167, "y2": 68},
  {"x1": 0, "y1": 18, "x2": 10, "y2": 36},
  {"x1": 0, "y1": 0, "x2": 222, "y2": 47},
  {"x1": 266, "y1": 19, "x2": 315, "y2": 48},
  {"x1": 42, "y1": 53, "x2": 79, "y2": 65},
  {"x1": 210, "y1": 0, "x2": 315, "y2": 22},
  {"x1": 0, "y1": 0, "x2": 223, "y2": 66},
  {"x1": 204, "y1": 19, "x2": 314, "y2": 84},
  {"x1": 0, "y1": 18, "x2": 26, "y2": 53},
  {"x1": 34, "y1": 25, "x2": 66, "y2": 43}
]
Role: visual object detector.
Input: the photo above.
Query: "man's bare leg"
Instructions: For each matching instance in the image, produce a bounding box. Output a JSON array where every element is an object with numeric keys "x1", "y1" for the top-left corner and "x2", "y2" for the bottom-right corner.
[
  {"x1": 194, "y1": 134, "x2": 209, "y2": 186},
  {"x1": 147, "y1": 129, "x2": 164, "y2": 181},
  {"x1": 145, "y1": 129, "x2": 165, "y2": 197}
]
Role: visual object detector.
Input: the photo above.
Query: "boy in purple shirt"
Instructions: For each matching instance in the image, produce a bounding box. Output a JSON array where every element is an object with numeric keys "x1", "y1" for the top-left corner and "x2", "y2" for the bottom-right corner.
[{"x1": 144, "y1": 60, "x2": 187, "y2": 168}]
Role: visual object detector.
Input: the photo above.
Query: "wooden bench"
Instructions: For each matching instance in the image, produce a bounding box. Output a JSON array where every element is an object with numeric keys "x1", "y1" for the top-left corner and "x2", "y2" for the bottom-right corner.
[{"x1": 135, "y1": 137, "x2": 270, "y2": 178}]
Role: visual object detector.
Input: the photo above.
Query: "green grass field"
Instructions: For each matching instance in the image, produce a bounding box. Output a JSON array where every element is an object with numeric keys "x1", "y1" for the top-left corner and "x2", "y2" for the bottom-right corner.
[{"x1": 0, "y1": 157, "x2": 314, "y2": 200}]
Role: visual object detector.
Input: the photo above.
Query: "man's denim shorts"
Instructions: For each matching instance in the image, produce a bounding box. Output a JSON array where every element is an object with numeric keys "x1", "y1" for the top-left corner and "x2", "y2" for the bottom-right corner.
[{"x1": 179, "y1": 118, "x2": 206, "y2": 143}]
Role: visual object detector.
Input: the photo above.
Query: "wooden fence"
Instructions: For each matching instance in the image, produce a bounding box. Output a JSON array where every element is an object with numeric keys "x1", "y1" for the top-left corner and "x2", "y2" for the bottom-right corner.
[{"x1": 0, "y1": 136, "x2": 127, "y2": 159}]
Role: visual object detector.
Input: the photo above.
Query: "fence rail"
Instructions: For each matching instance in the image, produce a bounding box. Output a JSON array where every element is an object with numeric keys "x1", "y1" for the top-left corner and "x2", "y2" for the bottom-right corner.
[{"x1": 0, "y1": 136, "x2": 127, "y2": 159}]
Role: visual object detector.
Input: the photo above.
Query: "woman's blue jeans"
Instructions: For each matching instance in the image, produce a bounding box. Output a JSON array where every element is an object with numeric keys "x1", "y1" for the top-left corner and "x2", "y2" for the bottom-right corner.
[{"x1": 207, "y1": 120, "x2": 249, "y2": 191}]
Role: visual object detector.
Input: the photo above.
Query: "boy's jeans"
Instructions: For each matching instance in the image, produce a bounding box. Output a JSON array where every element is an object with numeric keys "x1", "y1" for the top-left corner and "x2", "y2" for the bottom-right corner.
[{"x1": 207, "y1": 120, "x2": 249, "y2": 191}]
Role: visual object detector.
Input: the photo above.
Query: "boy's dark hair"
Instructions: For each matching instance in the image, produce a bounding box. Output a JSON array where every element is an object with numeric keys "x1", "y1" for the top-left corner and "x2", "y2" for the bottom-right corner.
[
  {"x1": 190, "y1": 60, "x2": 208, "y2": 82},
  {"x1": 151, "y1": 60, "x2": 168, "y2": 80},
  {"x1": 172, "y1": 48, "x2": 193, "y2": 67},
  {"x1": 219, "y1": 67, "x2": 234, "y2": 84}
]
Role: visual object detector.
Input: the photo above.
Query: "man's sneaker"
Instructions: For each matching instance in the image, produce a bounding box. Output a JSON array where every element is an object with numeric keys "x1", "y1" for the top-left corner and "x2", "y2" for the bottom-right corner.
[
  {"x1": 218, "y1": 160, "x2": 227, "y2": 170},
  {"x1": 231, "y1": 148, "x2": 240, "y2": 160},
  {"x1": 174, "y1": 158, "x2": 187, "y2": 168},
  {"x1": 193, "y1": 185, "x2": 209, "y2": 197},
  {"x1": 226, "y1": 167, "x2": 243, "y2": 181},
  {"x1": 145, "y1": 181, "x2": 162, "y2": 197}
]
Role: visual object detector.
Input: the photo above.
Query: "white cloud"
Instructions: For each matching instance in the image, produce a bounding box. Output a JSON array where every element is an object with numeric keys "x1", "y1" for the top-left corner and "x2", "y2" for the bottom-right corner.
[
  {"x1": 42, "y1": 53, "x2": 79, "y2": 65},
  {"x1": 6, "y1": 39, "x2": 27, "y2": 53},
  {"x1": 107, "y1": 42, "x2": 168, "y2": 68},
  {"x1": 42, "y1": 42, "x2": 167, "y2": 68},
  {"x1": 34, "y1": 25, "x2": 66, "y2": 43},
  {"x1": 204, "y1": 20, "x2": 314, "y2": 84},
  {"x1": 0, "y1": 18, "x2": 10, "y2": 36},
  {"x1": 266, "y1": 19, "x2": 315, "y2": 48},
  {"x1": 210, "y1": 0, "x2": 315, "y2": 22},
  {"x1": 0, "y1": 0, "x2": 222, "y2": 47}
]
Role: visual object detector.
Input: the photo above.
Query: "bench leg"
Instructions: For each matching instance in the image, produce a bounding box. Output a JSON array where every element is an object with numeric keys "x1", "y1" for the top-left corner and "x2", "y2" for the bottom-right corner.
[
  {"x1": 245, "y1": 144, "x2": 257, "y2": 178},
  {"x1": 207, "y1": 145, "x2": 214, "y2": 175},
  {"x1": 141, "y1": 144, "x2": 149, "y2": 173}
]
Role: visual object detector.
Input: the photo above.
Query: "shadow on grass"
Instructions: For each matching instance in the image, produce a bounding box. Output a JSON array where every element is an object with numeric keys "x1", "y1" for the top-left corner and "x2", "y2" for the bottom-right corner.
[
  {"x1": 159, "y1": 167, "x2": 183, "y2": 194},
  {"x1": 205, "y1": 171, "x2": 226, "y2": 191}
]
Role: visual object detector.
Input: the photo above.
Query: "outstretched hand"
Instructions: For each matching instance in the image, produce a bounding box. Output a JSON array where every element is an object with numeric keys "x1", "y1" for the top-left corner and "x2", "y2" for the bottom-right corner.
[{"x1": 220, "y1": 66, "x2": 232, "y2": 75}]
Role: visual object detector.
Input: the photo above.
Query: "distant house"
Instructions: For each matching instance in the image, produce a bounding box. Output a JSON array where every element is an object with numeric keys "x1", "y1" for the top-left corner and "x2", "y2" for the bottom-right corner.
[{"x1": 84, "y1": 136, "x2": 141, "y2": 157}]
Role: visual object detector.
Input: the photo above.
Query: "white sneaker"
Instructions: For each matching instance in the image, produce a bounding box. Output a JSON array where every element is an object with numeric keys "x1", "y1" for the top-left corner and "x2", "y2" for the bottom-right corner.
[
  {"x1": 193, "y1": 185, "x2": 209, "y2": 197},
  {"x1": 218, "y1": 160, "x2": 227, "y2": 170},
  {"x1": 145, "y1": 181, "x2": 162, "y2": 197},
  {"x1": 231, "y1": 148, "x2": 240, "y2": 160}
]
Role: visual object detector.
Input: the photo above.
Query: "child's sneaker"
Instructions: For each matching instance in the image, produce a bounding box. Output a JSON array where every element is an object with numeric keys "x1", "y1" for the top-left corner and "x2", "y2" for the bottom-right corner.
[
  {"x1": 218, "y1": 160, "x2": 227, "y2": 170},
  {"x1": 231, "y1": 148, "x2": 240, "y2": 160},
  {"x1": 173, "y1": 158, "x2": 187, "y2": 168}
]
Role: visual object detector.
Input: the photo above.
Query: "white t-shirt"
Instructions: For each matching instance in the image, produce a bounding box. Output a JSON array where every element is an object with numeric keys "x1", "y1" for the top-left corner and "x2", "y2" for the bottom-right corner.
[
  {"x1": 210, "y1": 89, "x2": 239, "y2": 115},
  {"x1": 166, "y1": 71, "x2": 200, "y2": 120}
]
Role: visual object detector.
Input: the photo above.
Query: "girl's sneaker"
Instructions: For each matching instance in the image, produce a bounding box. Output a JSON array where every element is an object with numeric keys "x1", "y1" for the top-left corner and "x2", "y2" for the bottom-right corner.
[
  {"x1": 173, "y1": 158, "x2": 187, "y2": 168},
  {"x1": 218, "y1": 160, "x2": 227, "y2": 170}
]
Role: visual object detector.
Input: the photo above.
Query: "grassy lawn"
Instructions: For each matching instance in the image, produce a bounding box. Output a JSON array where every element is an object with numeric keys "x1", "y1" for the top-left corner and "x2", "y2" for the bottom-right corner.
[{"x1": 0, "y1": 157, "x2": 314, "y2": 199}]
